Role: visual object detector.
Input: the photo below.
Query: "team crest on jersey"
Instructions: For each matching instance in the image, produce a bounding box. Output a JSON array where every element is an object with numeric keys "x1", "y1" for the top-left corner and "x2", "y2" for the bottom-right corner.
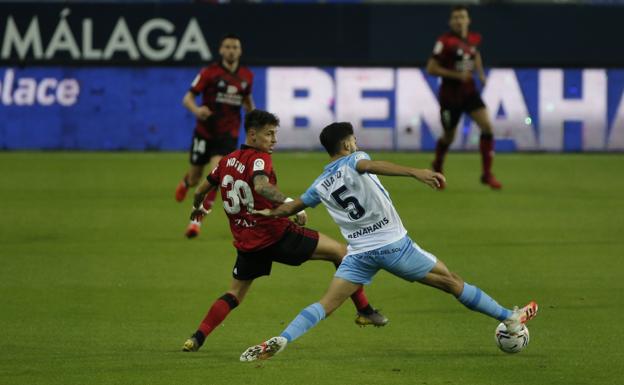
[
  {"x1": 241, "y1": 81, "x2": 248, "y2": 90},
  {"x1": 253, "y1": 158, "x2": 265, "y2": 171},
  {"x1": 433, "y1": 41, "x2": 443, "y2": 55}
]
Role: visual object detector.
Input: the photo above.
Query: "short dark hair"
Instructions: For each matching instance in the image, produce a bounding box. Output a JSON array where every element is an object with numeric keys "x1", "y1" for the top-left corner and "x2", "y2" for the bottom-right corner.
[
  {"x1": 451, "y1": 5, "x2": 469, "y2": 15},
  {"x1": 319, "y1": 122, "x2": 354, "y2": 156},
  {"x1": 220, "y1": 33, "x2": 241, "y2": 46},
  {"x1": 244, "y1": 110, "x2": 279, "y2": 132}
]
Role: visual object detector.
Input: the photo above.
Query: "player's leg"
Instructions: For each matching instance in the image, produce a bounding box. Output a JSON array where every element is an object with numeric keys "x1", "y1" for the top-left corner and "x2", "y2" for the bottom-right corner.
[
  {"x1": 240, "y1": 277, "x2": 360, "y2": 362},
  {"x1": 379, "y1": 235, "x2": 536, "y2": 331},
  {"x1": 281, "y1": 277, "x2": 360, "y2": 341},
  {"x1": 418, "y1": 258, "x2": 536, "y2": 332},
  {"x1": 199, "y1": 154, "x2": 222, "y2": 212},
  {"x1": 309, "y1": 232, "x2": 388, "y2": 326},
  {"x1": 176, "y1": 134, "x2": 208, "y2": 202},
  {"x1": 186, "y1": 154, "x2": 221, "y2": 238},
  {"x1": 183, "y1": 278, "x2": 252, "y2": 352},
  {"x1": 419, "y1": 259, "x2": 512, "y2": 320},
  {"x1": 183, "y1": 250, "x2": 273, "y2": 352},
  {"x1": 432, "y1": 107, "x2": 461, "y2": 189},
  {"x1": 469, "y1": 105, "x2": 502, "y2": 189},
  {"x1": 183, "y1": 161, "x2": 208, "y2": 238}
]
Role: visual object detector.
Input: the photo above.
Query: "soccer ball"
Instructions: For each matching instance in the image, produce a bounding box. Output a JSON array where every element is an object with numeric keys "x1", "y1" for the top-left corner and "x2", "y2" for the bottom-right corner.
[{"x1": 494, "y1": 322, "x2": 530, "y2": 353}]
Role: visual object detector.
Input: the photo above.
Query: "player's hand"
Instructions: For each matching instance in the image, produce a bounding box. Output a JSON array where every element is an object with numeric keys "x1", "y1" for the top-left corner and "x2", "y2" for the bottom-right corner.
[
  {"x1": 251, "y1": 208, "x2": 272, "y2": 217},
  {"x1": 195, "y1": 106, "x2": 212, "y2": 121},
  {"x1": 190, "y1": 205, "x2": 210, "y2": 220},
  {"x1": 417, "y1": 170, "x2": 446, "y2": 189},
  {"x1": 293, "y1": 211, "x2": 307, "y2": 226},
  {"x1": 190, "y1": 208, "x2": 204, "y2": 221}
]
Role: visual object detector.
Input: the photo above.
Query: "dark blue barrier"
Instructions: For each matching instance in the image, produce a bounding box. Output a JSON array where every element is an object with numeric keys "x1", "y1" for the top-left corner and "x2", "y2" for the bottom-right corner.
[
  {"x1": 1, "y1": 66, "x2": 623, "y2": 151},
  {"x1": 1, "y1": 3, "x2": 624, "y2": 67}
]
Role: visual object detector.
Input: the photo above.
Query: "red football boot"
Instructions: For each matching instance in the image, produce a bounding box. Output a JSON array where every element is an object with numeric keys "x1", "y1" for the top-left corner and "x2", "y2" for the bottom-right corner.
[
  {"x1": 175, "y1": 180, "x2": 188, "y2": 202},
  {"x1": 481, "y1": 174, "x2": 502, "y2": 190}
]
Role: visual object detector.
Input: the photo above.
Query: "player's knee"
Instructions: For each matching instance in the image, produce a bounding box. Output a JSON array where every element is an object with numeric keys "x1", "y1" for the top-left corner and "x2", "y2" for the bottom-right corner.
[{"x1": 448, "y1": 272, "x2": 464, "y2": 296}]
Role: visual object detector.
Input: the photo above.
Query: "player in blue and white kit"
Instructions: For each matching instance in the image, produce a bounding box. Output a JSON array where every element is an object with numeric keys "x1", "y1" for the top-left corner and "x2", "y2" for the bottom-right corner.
[{"x1": 240, "y1": 122, "x2": 538, "y2": 362}]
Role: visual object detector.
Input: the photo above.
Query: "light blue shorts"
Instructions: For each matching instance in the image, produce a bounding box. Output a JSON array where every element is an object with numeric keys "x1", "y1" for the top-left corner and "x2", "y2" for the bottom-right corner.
[{"x1": 335, "y1": 235, "x2": 437, "y2": 285}]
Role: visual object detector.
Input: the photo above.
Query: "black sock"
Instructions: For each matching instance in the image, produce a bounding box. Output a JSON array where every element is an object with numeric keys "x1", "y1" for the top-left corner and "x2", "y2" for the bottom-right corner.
[
  {"x1": 192, "y1": 330, "x2": 206, "y2": 346},
  {"x1": 358, "y1": 304, "x2": 374, "y2": 315}
]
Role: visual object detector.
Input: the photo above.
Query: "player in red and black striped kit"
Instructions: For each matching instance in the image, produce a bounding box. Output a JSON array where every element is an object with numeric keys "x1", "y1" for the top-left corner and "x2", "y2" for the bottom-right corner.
[
  {"x1": 181, "y1": 110, "x2": 388, "y2": 353},
  {"x1": 175, "y1": 34, "x2": 256, "y2": 237},
  {"x1": 427, "y1": 5, "x2": 502, "y2": 190}
]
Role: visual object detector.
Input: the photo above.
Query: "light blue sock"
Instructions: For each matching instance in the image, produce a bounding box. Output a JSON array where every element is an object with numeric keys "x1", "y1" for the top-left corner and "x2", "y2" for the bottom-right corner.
[
  {"x1": 280, "y1": 303, "x2": 326, "y2": 342},
  {"x1": 458, "y1": 282, "x2": 511, "y2": 321}
]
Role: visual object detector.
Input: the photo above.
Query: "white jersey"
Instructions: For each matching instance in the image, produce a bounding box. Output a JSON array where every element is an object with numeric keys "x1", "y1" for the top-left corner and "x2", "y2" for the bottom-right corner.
[{"x1": 301, "y1": 151, "x2": 407, "y2": 254}]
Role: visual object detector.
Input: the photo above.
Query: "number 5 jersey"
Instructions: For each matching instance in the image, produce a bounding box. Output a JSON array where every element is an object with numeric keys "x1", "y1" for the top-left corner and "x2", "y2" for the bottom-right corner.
[{"x1": 300, "y1": 151, "x2": 407, "y2": 254}]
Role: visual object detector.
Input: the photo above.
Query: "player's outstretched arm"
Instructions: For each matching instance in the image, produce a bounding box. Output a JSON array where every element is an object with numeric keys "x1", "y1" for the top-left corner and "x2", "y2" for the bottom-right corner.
[
  {"x1": 253, "y1": 198, "x2": 308, "y2": 218},
  {"x1": 356, "y1": 159, "x2": 445, "y2": 189},
  {"x1": 253, "y1": 175, "x2": 287, "y2": 203},
  {"x1": 252, "y1": 175, "x2": 308, "y2": 224},
  {"x1": 190, "y1": 179, "x2": 217, "y2": 220}
]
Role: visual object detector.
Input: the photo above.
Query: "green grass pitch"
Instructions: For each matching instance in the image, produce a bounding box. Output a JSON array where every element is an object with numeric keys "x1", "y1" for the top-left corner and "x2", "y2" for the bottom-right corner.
[{"x1": 1, "y1": 151, "x2": 623, "y2": 385}]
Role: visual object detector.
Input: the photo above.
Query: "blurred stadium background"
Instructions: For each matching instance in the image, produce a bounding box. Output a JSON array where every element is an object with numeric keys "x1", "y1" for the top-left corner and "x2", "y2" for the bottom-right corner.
[
  {"x1": 1, "y1": 1, "x2": 623, "y2": 385},
  {"x1": 2, "y1": 0, "x2": 624, "y2": 151}
]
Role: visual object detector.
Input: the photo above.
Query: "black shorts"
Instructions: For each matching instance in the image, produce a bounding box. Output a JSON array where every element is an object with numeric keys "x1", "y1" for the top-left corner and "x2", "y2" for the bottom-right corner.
[
  {"x1": 189, "y1": 133, "x2": 238, "y2": 166},
  {"x1": 439, "y1": 91, "x2": 486, "y2": 132},
  {"x1": 232, "y1": 224, "x2": 320, "y2": 280}
]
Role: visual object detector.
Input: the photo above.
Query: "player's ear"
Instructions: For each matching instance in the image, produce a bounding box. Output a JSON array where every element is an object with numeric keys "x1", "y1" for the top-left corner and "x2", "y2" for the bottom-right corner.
[{"x1": 341, "y1": 139, "x2": 349, "y2": 153}]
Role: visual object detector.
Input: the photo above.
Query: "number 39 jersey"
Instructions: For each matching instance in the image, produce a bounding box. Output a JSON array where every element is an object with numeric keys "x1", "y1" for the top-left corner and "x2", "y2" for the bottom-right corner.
[
  {"x1": 300, "y1": 151, "x2": 407, "y2": 254},
  {"x1": 207, "y1": 145, "x2": 291, "y2": 252}
]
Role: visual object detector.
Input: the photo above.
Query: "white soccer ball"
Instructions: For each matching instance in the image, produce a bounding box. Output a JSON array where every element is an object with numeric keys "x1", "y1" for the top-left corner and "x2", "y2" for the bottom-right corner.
[{"x1": 494, "y1": 322, "x2": 530, "y2": 353}]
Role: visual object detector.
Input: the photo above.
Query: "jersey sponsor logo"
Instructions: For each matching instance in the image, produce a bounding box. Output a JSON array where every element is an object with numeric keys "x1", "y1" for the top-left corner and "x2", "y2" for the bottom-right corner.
[
  {"x1": 253, "y1": 158, "x2": 265, "y2": 171},
  {"x1": 364, "y1": 247, "x2": 401, "y2": 256},
  {"x1": 346, "y1": 217, "x2": 390, "y2": 239},
  {"x1": 234, "y1": 218, "x2": 256, "y2": 228},
  {"x1": 216, "y1": 92, "x2": 243, "y2": 106}
]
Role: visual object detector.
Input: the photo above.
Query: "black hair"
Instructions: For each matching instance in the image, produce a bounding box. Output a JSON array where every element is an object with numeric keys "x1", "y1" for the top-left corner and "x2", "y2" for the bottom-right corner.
[
  {"x1": 319, "y1": 122, "x2": 354, "y2": 156},
  {"x1": 220, "y1": 33, "x2": 241, "y2": 47},
  {"x1": 451, "y1": 5, "x2": 469, "y2": 15},
  {"x1": 244, "y1": 110, "x2": 279, "y2": 132}
]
